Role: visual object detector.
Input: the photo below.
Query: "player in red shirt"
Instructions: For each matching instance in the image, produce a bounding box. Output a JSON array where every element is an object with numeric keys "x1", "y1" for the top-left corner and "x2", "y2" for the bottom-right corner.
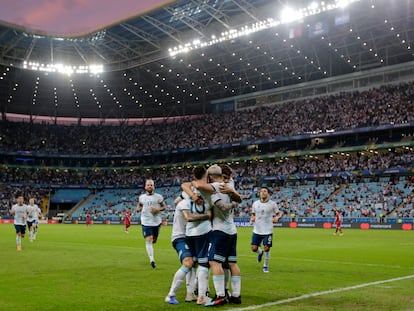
[
  {"x1": 85, "y1": 211, "x2": 92, "y2": 227},
  {"x1": 333, "y1": 210, "x2": 343, "y2": 236},
  {"x1": 124, "y1": 207, "x2": 132, "y2": 233}
]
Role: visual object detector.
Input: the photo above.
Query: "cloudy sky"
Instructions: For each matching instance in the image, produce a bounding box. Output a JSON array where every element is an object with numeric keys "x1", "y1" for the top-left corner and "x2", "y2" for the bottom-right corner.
[{"x1": 0, "y1": 0, "x2": 173, "y2": 36}]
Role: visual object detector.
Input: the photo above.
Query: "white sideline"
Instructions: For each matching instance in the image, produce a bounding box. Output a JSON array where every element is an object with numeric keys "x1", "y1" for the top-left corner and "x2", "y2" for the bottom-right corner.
[{"x1": 229, "y1": 274, "x2": 414, "y2": 311}]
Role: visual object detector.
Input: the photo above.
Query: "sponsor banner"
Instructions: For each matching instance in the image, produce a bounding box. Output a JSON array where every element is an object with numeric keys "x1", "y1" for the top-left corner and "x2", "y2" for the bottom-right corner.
[
  {"x1": 0, "y1": 219, "x2": 14, "y2": 224},
  {"x1": 0, "y1": 219, "x2": 59, "y2": 224},
  {"x1": 53, "y1": 220, "x2": 412, "y2": 230}
]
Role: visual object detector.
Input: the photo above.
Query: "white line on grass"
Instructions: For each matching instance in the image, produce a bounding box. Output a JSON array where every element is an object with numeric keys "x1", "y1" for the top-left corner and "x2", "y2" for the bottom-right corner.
[
  {"x1": 276, "y1": 256, "x2": 403, "y2": 269},
  {"x1": 229, "y1": 274, "x2": 414, "y2": 311}
]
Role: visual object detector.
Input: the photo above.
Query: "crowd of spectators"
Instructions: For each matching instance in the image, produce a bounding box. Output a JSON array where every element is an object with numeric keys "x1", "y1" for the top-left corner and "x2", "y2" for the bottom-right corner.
[
  {"x1": 0, "y1": 149, "x2": 412, "y2": 187},
  {"x1": 0, "y1": 81, "x2": 413, "y2": 155},
  {"x1": 1, "y1": 81, "x2": 413, "y2": 221}
]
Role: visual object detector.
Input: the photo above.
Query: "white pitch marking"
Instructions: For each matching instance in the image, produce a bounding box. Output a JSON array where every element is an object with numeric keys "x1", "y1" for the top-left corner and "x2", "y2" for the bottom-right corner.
[
  {"x1": 276, "y1": 256, "x2": 403, "y2": 269},
  {"x1": 229, "y1": 275, "x2": 414, "y2": 311}
]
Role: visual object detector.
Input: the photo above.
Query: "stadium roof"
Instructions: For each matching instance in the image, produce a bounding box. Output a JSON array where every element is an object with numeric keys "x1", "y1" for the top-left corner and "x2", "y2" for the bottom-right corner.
[{"x1": 0, "y1": 0, "x2": 413, "y2": 121}]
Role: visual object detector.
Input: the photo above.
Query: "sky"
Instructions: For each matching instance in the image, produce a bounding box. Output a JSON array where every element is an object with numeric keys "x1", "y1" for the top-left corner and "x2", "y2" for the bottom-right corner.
[{"x1": 0, "y1": 0, "x2": 174, "y2": 36}]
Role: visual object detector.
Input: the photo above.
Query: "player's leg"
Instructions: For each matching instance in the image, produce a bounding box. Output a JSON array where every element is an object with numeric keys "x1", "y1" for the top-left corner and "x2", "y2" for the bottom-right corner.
[
  {"x1": 251, "y1": 233, "x2": 264, "y2": 262},
  {"x1": 205, "y1": 231, "x2": 228, "y2": 306},
  {"x1": 262, "y1": 234, "x2": 273, "y2": 273},
  {"x1": 228, "y1": 234, "x2": 241, "y2": 304},
  {"x1": 166, "y1": 239, "x2": 193, "y2": 304},
  {"x1": 142, "y1": 226, "x2": 156, "y2": 267}
]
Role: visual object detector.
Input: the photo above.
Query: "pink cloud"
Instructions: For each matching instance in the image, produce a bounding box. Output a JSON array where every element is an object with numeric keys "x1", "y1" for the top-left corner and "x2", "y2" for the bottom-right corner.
[{"x1": 0, "y1": 0, "x2": 174, "y2": 36}]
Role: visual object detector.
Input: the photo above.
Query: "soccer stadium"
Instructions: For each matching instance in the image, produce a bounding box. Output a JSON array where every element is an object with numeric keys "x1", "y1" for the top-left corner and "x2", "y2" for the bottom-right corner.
[{"x1": 0, "y1": 0, "x2": 413, "y2": 310}]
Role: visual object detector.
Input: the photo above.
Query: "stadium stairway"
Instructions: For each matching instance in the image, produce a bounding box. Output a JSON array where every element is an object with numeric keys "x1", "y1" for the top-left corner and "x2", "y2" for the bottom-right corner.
[{"x1": 66, "y1": 193, "x2": 96, "y2": 219}]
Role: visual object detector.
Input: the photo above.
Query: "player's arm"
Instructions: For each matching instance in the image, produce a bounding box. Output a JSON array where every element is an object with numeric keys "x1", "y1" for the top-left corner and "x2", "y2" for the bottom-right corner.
[
  {"x1": 151, "y1": 201, "x2": 166, "y2": 214},
  {"x1": 174, "y1": 194, "x2": 185, "y2": 206},
  {"x1": 136, "y1": 202, "x2": 143, "y2": 212},
  {"x1": 182, "y1": 209, "x2": 211, "y2": 222},
  {"x1": 181, "y1": 182, "x2": 206, "y2": 205},
  {"x1": 191, "y1": 179, "x2": 215, "y2": 193},
  {"x1": 219, "y1": 183, "x2": 242, "y2": 203},
  {"x1": 158, "y1": 201, "x2": 166, "y2": 212},
  {"x1": 272, "y1": 211, "x2": 284, "y2": 223},
  {"x1": 214, "y1": 199, "x2": 238, "y2": 212},
  {"x1": 182, "y1": 182, "x2": 201, "y2": 202},
  {"x1": 250, "y1": 212, "x2": 256, "y2": 224}
]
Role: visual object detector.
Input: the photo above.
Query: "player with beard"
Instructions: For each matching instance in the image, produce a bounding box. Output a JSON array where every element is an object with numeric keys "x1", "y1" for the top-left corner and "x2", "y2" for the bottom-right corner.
[{"x1": 136, "y1": 179, "x2": 166, "y2": 268}]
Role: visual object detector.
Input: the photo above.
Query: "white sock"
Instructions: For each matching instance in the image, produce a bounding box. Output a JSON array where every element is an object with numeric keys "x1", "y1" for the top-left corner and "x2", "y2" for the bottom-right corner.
[
  {"x1": 145, "y1": 241, "x2": 154, "y2": 262},
  {"x1": 212, "y1": 275, "x2": 225, "y2": 297},
  {"x1": 197, "y1": 266, "x2": 210, "y2": 298},
  {"x1": 168, "y1": 265, "x2": 189, "y2": 297},
  {"x1": 264, "y1": 251, "x2": 270, "y2": 267},
  {"x1": 224, "y1": 268, "x2": 231, "y2": 292},
  {"x1": 186, "y1": 267, "x2": 196, "y2": 295},
  {"x1": 16, "y1": 235, "x2": 21, "y2": 246},
  {"x1": 231, "y1": 276, "x2": 241, "y2": 297}
]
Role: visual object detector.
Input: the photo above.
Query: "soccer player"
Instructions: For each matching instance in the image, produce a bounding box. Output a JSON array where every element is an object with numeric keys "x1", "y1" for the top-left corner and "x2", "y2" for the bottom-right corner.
[
  {"x1": 136, "y1": 179, "x2": 166, "y2": 268},
  {"x1": 190, "y1": 164, "x2": 241, "y2": 306},
  {"x1": 124, "y1": 207, "x2": 132, "y2": 233},
  {"x1": 219, "y1": 164, "x2": 241, "y2": 296},
  {"x1": 181, "y1": 165, "x2": 213, "y2": 305},
  {"x1": 10, "y1": 195, "x2": 28, "y2": 251},
  {"x1": 165, "y1": 174, "x2": 211, "y2": 305},
  {"x1": 27, "y1": 197, "x2": 43, "y2": 242},
  {"x1": 250, "y1": 187, "x2": 283, "y2": 273},
  {"x1": 85, "y1": 211, "x2": 92, "y2": 227},
  {"x1": 333, "y1": 209, "x2": 343, "y2": 236}
]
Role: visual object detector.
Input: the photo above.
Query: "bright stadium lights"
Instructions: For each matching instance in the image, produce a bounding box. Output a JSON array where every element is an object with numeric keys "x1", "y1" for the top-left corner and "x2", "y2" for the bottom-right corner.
[
  {"x1": 168, "y1": 0, "x2": 360, "y2": 57},
  {"x1": 22, "y1": 61, "x2": 103, "y2": 75}
]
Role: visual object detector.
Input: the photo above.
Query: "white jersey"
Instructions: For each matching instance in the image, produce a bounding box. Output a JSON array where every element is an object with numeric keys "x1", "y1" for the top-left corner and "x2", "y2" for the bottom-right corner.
[
  {"x1": 210, "y1": 181, "x2": 237, "y2": 235},
  {"x1": 186, "y1": 187, "x2": 212, "y2": 237},
  {"x1": 171, "y1": 199, "x2": 189, "y2": 242},
  {"x1": 27, "y1": 204, "x2": 41, "y2": 222},
  {"x1": 252, "y1": 199, "x2": 279, "y2": 235},
  {"x1": 11, "y1": 204, "x2": 28, "y2": 225},
  {"x1": 138, "y1": 192, "x2": 164, "y2": 226}
]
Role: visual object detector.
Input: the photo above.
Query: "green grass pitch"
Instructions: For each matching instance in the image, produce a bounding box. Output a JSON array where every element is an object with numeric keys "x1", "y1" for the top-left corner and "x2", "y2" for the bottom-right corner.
[{"x1": 0, "y1": 224, "x2": 413, "y2": 310}]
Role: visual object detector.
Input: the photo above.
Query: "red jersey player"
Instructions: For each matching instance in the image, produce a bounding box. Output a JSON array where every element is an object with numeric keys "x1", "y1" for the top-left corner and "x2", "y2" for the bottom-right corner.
[
  {"x1": 333, "y1": 210, "x2": 343, "y2": 236},
  {"x1": 124, "y1": 208, "x2": 132, "y2": 233}
]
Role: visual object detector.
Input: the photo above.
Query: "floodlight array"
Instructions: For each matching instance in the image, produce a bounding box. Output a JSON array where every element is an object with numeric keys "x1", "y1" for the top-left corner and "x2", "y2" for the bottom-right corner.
[
  {"x1": 22, "y1": 61, "x2": 103, "y2": 75},
  {"x1": 168, "y1": 0, "x2": 359, "y2": 57}
]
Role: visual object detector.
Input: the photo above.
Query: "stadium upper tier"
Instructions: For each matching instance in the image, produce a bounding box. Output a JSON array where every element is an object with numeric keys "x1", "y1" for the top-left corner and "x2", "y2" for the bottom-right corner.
[
  {"x1": 0, "y1": 82, "x2": 413, "y2": 157},
  {"x1": 0, "y1": 0, "x2": 414, "y2": 119}
]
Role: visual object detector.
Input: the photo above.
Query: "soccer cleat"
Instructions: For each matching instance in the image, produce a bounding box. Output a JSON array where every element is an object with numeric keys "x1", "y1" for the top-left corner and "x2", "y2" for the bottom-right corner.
[
  {"x1": 185, "y1": 292, "x2": 197, "y2": 302},
  {"x1": 229, "y1": 295, "x2": 242, "y2": 304},
  {"x1": 263, "y1": 266, "x2": 269, "y2": 273},
  {"x1": 197, "y1": 296, "x2": 212, "y2": 305},
  {"x1": 225, "y1": 289, "x2": 231, "y2": 300},
  {"x1": 340, "y1": 233, "x2": 343, "y2": 236},
  {"x1": 204, "y1": 295, "x2": 228, "y2": 307},
  {"x1": 333, "y1": 232, "x2": 337, "y2": 236},
  {"x1": 257, "y1": 251, "x2": 263, "y2": 263},
  {"x1": 165, "y1": 295, "x2": 179, "y2": 305},
  {"x1": 151, "y1": 261, "x2": 156, "y2": 269},
  {"x1": 17, "y1": 245, "x2": 22, "y2": 251}
]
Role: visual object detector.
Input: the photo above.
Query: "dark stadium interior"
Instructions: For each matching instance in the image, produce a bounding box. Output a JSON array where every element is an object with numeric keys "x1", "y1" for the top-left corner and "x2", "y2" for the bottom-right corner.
[{"x1": 1, "y1": 0, "x2": 414, "y2": 119}]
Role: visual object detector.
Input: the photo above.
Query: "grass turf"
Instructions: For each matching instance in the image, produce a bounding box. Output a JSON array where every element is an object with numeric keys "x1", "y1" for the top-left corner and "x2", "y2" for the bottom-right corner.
[{"x1": 0, "y1": 224, "x2": 413, "y2": 310}]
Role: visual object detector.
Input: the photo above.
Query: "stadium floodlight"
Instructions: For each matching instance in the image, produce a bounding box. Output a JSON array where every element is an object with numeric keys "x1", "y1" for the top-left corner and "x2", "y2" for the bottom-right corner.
[
  {"x1": 280, "y1": 7, "x2": 303, "y2": 23},
  {"x1": 22, "y1": 61, "x2": 103, "y2": 75},
  {"x1": 168, "y1": 0, "x2": 360, "y2": 57}
]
